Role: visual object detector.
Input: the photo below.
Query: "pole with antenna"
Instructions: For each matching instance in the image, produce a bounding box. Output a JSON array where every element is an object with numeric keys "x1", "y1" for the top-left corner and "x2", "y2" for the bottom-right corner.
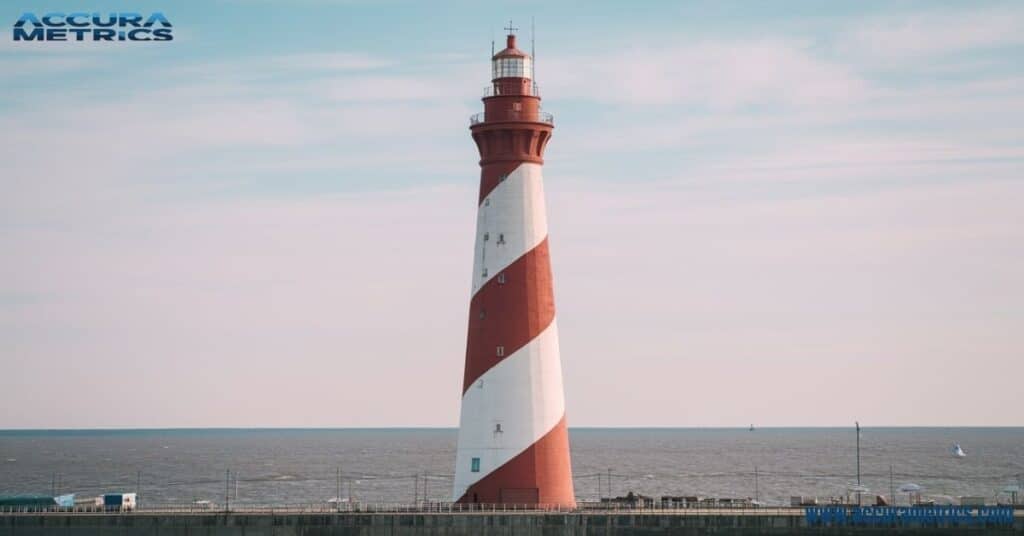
[
  {"x1": 889, "y1": 464, "x2": 894, "y2": 504},
  {"x1": 531, "y1": 16, "x2": 536, "y2": 88},
  {"x1": 754, "y1": 466, "x2": 759, "y2": 503},
  {"x1": 855, "y1": 421, "x2": 861, "y2": 506}
]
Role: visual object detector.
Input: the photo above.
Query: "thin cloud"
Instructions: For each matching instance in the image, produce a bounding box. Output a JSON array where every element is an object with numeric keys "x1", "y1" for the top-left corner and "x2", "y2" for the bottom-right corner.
[
  {"x1": 542, "y1": 39, "x2": 866, "y2": 109},
  {"x1": 837, "y1": 6, "x2": 1024, "y2": 64}
]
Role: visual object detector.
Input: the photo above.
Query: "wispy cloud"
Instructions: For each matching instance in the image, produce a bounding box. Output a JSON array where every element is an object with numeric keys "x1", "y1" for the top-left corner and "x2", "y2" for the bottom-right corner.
[
  {"x1": 544, "y1": 39, "x2": 866, "y2": 108},
  {"x1": 167, "y1": 51, "x2": 399, "y2": 81},
  {"x1": 836, "y1": 6, "x2": 1024, "y2": 64}
]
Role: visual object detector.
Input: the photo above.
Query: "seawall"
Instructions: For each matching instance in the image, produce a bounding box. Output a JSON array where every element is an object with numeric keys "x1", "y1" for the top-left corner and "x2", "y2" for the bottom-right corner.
[{"x1": 2, "y1": 511, "x2": 1022, "y2": 535}]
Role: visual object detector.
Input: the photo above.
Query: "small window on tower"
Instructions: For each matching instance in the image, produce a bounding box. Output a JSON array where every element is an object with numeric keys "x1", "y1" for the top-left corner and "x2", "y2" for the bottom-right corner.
[
  {"x1": 496, "y1": 346, "x2": 505, "y2": 357},
  {"x1": 497, "y1": 233, "x2": 505, "y2": 245},
  {"x1": 482, "y1": 268, "x2": 488, "y2": 278},
  {"x1": 498, "y1": 273, "x2": 506, "y2": 284},
  {"x1": 479, "y1": 309, "x2": 486, "y2": 319},
  {"x1": 471, "y1": 457, "x2": 480, "y2": 472},
  {"x1": 512, "y1": 102, "x2": 522, "y2": 112},
  {"x1": 483, "y1": 232, "x2": 489, "y2": 241}
]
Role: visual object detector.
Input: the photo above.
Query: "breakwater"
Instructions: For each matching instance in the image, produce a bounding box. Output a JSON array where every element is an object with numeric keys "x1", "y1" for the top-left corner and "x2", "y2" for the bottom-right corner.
[{"x1": 2, "y1": 509, "x2": 1022, "y2": 535}]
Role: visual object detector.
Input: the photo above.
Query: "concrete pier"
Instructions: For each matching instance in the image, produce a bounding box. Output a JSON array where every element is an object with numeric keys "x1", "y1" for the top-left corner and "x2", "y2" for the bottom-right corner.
[{"x1": 2, "y1": 510, "x2": 1022, "y2": 535}]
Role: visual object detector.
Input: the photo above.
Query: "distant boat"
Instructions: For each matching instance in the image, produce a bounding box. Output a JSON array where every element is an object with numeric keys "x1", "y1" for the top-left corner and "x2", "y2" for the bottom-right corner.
[
  {"x1": 951, "y1": 443, "x2": 966, "y2": 458},
  {"x1": 749, "y1": 424, "x2": 755, "y2": 431}
]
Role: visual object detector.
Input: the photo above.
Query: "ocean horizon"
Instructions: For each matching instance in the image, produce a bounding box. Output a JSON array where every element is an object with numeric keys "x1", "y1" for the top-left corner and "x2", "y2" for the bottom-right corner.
[{"x1": 3, "y1": 426, "x2": 1021, "y2": 433}]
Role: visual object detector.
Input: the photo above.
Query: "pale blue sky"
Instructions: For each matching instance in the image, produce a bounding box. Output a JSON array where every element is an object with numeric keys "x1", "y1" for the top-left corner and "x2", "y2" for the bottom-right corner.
[{"x1": 1, "y1": 1, "x2": 1022, "y2": 428}]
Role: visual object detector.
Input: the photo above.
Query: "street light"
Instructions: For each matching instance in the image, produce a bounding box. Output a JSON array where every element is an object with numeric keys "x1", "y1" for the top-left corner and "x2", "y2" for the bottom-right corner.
[{"x1": 855, "y1": 422, "x2": 862, "y2": 505}]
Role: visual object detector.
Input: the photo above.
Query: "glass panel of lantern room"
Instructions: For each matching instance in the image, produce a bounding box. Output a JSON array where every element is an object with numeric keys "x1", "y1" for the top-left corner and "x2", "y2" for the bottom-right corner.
[{"x1": 492, "y1": 58, "x2": 533, "y2": 79}]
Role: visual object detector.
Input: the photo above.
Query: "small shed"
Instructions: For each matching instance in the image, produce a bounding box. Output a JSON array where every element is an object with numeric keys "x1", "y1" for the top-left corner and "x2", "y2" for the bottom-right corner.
[{"x1": 102, "y1": 493, "x2": 137, "y2": 510}]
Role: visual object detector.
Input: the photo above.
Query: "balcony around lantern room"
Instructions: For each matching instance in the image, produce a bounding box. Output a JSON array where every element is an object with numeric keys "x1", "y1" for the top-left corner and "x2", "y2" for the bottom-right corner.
[
  {"x1": 469, "y1": 110, "x2": 554, "y2": 126},
  {"x1": 483, "y1": 82, "x2": 541, "y2": 98}
]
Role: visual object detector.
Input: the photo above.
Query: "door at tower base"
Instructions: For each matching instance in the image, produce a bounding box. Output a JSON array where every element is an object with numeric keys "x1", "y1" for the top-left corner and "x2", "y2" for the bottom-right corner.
[{"x1": 500, "y1": 488, "x2": 539, "y2": 505}]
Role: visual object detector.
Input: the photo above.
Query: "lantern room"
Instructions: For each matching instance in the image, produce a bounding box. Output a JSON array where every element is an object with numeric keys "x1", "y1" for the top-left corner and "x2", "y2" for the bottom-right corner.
[{"x1": 487, "y1": 33, "x2": 537, "y2": 98}]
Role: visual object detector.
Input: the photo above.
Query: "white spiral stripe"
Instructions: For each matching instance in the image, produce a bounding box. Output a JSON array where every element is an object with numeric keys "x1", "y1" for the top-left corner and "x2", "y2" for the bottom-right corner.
[{"x1": 471, "y1": 163, "x2": 548, "y2": 296}]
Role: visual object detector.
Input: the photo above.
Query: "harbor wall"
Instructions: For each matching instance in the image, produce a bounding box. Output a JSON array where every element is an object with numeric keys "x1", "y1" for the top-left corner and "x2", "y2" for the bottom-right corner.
[{"x1": 2, "y1": 512, "x2": 1022, "y2": 535}]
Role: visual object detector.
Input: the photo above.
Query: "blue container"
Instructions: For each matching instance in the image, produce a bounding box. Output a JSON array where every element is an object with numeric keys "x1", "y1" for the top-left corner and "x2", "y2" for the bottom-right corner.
[{"x1": 0, "y1": 495, "x2": 56, "y2": 507}]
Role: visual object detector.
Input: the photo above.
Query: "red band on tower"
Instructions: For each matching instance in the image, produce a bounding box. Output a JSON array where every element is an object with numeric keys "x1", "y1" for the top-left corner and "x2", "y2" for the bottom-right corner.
[{"x1": 462, "y1": 238, "x2": 555, "y2": 393}]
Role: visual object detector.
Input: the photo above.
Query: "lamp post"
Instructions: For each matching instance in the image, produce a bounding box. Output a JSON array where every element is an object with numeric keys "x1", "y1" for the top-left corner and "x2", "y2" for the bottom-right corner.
[
  {"x1": 754, "y1": 466, "x2": 759, "y2": 504},
  {"x1": 855, "y1": 422, "x2": 861, "y2": 506},
  {"x1": 889, "y1": 464, "x2": 894, "y2": 505}
]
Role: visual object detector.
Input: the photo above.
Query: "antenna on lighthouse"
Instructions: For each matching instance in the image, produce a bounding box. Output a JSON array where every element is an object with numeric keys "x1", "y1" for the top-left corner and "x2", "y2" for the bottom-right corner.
[
  {"x1": 490, "y1": 25, "x2": 494, "y2": 57},
  {"x1": 531, "y1": 17, "x2": 536, "y2": 82}
]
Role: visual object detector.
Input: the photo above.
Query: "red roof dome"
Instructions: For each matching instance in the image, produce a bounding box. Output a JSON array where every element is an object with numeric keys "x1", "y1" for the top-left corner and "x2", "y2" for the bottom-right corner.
[{"x1": 493, "y1": 34, "x2": 529, "y2": 59}]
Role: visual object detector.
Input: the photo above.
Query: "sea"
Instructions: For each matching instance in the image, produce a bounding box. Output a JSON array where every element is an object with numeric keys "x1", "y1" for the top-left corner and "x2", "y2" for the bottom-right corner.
[{"x1": 1, "y1": 428, "x2": 1021, "y2": 507}]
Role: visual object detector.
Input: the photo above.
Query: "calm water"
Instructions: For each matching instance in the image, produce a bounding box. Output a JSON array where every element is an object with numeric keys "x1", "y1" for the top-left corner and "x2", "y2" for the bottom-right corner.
[{"x1": 0, "y1": 428, "x2": 1021, "y2": 506}]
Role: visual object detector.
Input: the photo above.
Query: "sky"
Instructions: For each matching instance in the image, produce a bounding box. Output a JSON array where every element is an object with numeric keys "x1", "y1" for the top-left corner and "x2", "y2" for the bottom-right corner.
[{"x1": 1, "y1": 1, "x2": 1022, "y2": 428}]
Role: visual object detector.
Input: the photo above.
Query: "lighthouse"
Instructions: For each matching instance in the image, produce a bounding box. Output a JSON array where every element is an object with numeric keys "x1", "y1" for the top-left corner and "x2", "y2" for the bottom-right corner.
[{"x1": 452, "y1": 25, "x2": 575, "y2": 508}]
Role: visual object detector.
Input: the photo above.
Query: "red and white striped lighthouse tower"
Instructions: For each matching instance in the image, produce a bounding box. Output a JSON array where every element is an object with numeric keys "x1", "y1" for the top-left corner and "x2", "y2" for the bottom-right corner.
[{"x1": 452, "y1": 25, "x2": 575, "y2": 508}]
